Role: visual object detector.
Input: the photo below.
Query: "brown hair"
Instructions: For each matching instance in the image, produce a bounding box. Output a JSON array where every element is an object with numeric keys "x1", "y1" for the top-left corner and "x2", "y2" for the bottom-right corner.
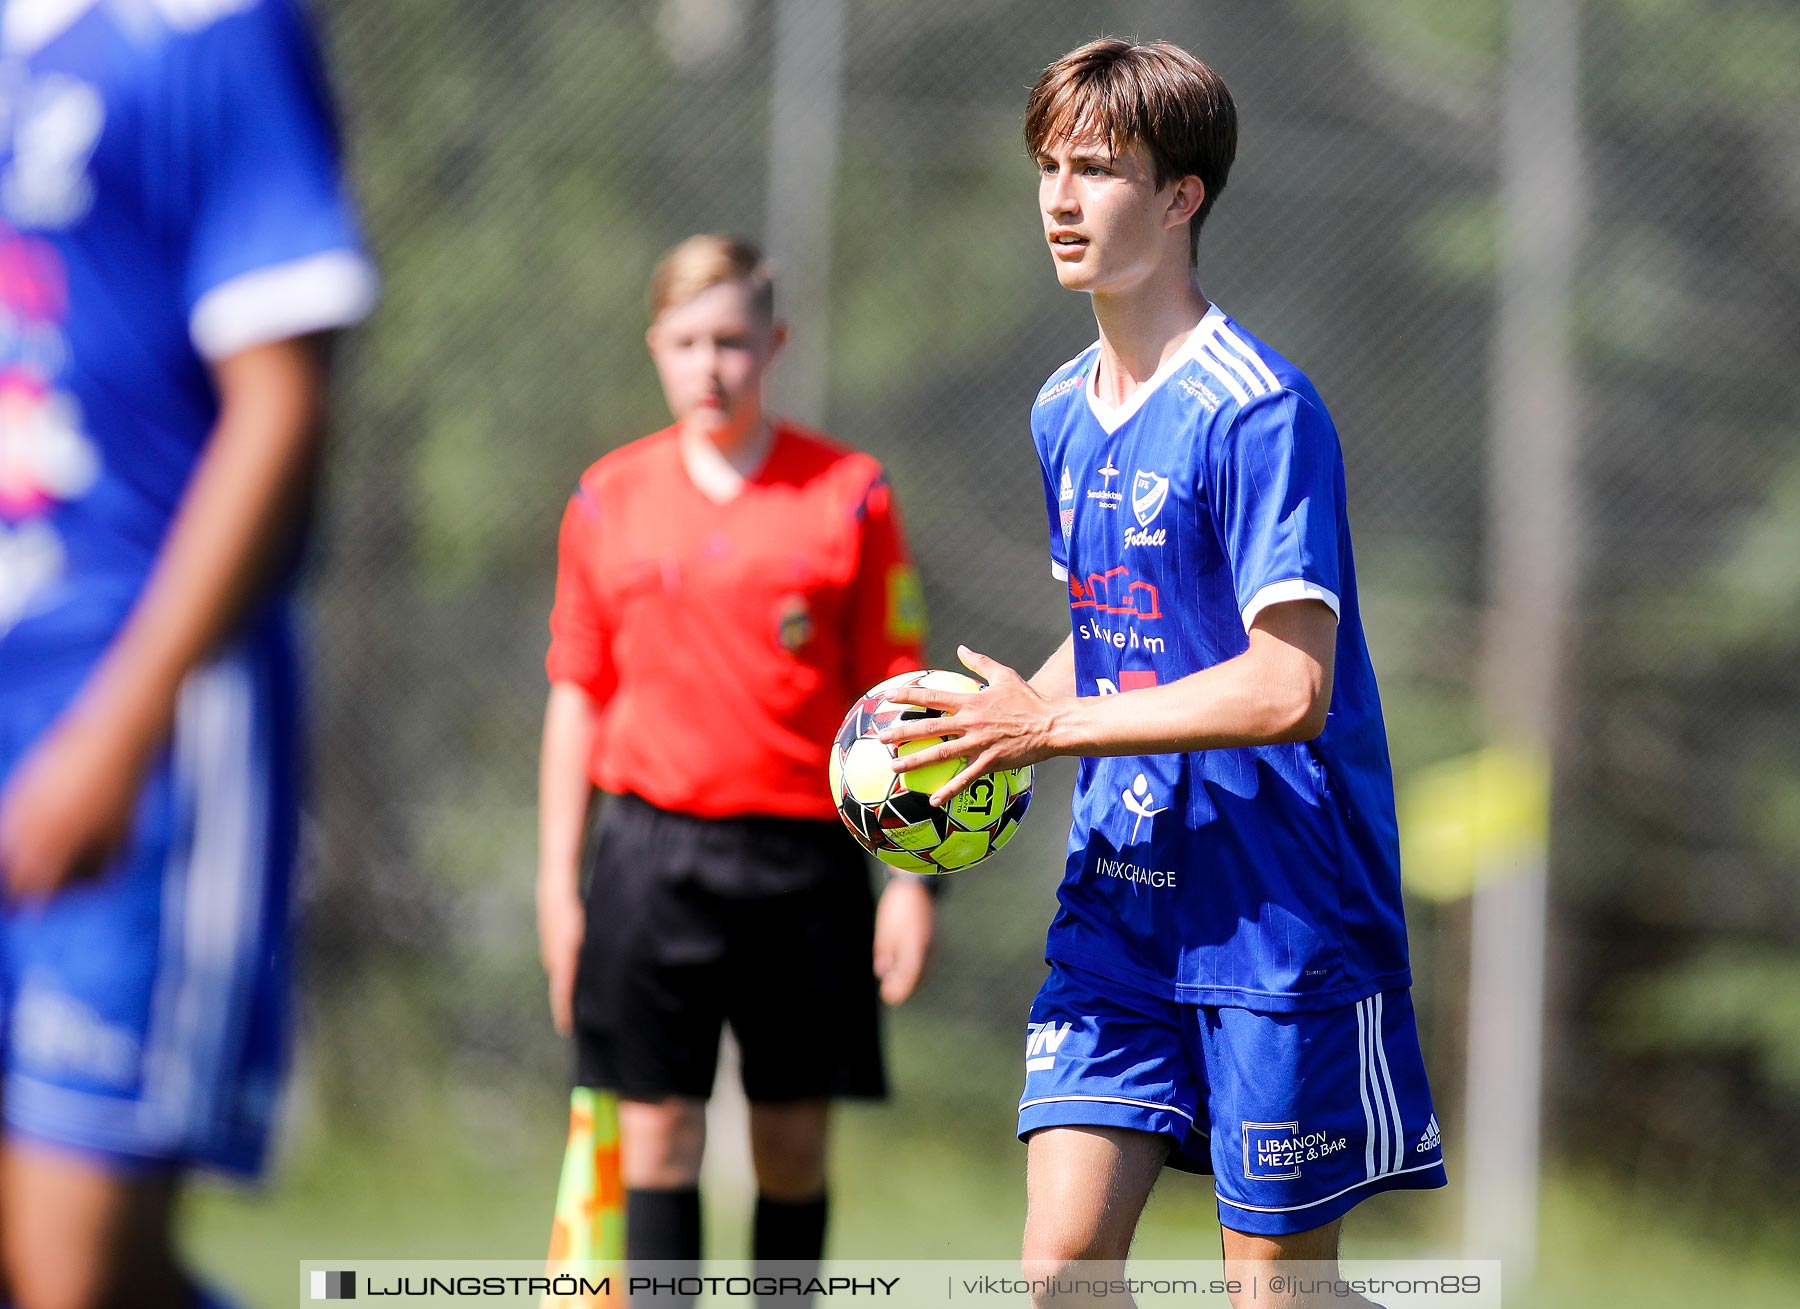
[
  {"x1": 1024, "y1": 39, "x2": 1237, "y2": 264},
  {"x1": 646, "y1": 234, "x2": 775, "y2": 323}
]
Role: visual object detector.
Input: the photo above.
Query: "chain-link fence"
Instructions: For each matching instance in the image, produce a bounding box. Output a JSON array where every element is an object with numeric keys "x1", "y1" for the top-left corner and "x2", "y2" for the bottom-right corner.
[{"x1": 269, "y1": 0, "x2": 1798, "y2": 1284}]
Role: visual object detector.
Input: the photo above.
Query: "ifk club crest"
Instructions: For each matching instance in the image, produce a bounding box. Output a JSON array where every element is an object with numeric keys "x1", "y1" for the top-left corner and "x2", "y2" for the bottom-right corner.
[{"x1": 1132, "y1": 470, "x2": 1169, "y2": 527}]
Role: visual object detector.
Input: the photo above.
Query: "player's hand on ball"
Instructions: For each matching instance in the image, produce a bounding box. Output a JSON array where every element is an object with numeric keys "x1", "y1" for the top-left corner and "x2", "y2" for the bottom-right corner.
[
  {"x1": 872, "y1": 877, "x2": 935, "y2": 1004},
  {"x1": 879, "y1": 646, "x2": 1057, "y2": 806}
]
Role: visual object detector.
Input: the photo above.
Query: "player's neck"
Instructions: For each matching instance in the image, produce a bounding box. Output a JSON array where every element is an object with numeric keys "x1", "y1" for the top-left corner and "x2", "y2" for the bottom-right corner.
[
  {"x1": 679, "y1": 415, "x2": 775, "y2": 503},
  {"x1": 1090, "y1": 277, "x2": 1210, "y2": 408},
  {"x1": 686, "y1": 413, "x2": 772, "y2": 470}
]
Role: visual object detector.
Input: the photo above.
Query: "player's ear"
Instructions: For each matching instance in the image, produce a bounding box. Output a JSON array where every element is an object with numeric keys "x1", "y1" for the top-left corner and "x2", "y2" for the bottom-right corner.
[
  {"x1": 1164, "y1": 175, "x2": 1205, "y2": 231},
  {"x1": 764, "y1": 318, "x2": 790, "y2": 362}
]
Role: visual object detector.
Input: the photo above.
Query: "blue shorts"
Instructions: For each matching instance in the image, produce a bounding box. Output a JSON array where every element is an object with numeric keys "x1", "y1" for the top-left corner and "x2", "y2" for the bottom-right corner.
[
  {"x1": 1017, "y1": 961, "x2": 1447, "y2": 1236},
  {"x1": 0, "y1": 621, "x2": 298, "y2": 1179}
]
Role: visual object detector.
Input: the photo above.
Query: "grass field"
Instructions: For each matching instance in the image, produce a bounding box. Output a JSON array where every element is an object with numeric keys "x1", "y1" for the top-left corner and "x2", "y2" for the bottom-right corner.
[
  {"x1": 185, "y1": 1115, "x2": 1800, "y2": 1307},
  {"x1": 186, "y1": 1017, "x2": 1800, "y2": 1306}
]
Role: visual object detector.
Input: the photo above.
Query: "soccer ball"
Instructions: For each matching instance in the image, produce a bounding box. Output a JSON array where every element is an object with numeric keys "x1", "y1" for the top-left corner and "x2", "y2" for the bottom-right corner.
[{"x1": 828, "y1": 669, "x2": 1033, "y2": 874}]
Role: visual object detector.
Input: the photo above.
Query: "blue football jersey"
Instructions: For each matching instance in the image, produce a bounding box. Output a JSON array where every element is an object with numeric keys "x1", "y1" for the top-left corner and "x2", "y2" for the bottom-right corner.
[
  {"x1": 0, "y1": 0, "x2": 375, "y2": 689},
  {"x1": 1032, "y1": 303, "x2": 1410, "y2": 1011}
]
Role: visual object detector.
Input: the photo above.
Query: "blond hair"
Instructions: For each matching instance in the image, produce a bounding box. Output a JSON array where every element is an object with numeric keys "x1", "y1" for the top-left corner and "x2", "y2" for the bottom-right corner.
[
  {"x1": 1025, "y1": 39, "x2": 1238, "y2": 264},
  {"x1": 646, "y1": 234, "x2": 775, "y2": 323}
]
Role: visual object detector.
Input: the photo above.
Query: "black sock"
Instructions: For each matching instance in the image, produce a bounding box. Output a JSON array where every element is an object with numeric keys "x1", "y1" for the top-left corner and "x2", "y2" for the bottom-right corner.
[
  {"x1": 754, "y1": 1191, "x2": 828, "y2": 1308},
  {"x1": 627, "y1": 1186, "x2": 702, "y2": 1309}
]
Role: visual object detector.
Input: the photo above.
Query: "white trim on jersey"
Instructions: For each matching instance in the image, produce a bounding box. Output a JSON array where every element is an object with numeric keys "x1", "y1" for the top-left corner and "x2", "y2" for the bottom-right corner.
[
  {"x1": 1209, "y1": 322, "x2": 1283, "y2": 395},
  {"x1": 1018, "y1": 1094, "x2": 1197, "y2": 1125},
  {"x1": 1216, "y1": 1158, "x2": 1445, "y2": 1215},
  {"x1": 1195, "y1": 340, "x2": 1257, "y2": 406},
  {"x1": 3, "y1": 0, "x2": 258, "y2": 56},
  {"x1": 1241, "y1": 579, "x2": 1342, "y2": 633},
  {"x1": 1083, "y1": 304, "x2": 1225, "y2": 435},
  {"x1": 1051, "y1": 561, "x2": 1069, "y2": 581},
  {"x1": 190, "y1": 249, "x2": 378, "y2": 360},
  {"x1": 2, "y1": 0, "x2": 101, "y2": 55},
  {"x1": 152, "y1": 0, "x2": 259, "y2": 35}
]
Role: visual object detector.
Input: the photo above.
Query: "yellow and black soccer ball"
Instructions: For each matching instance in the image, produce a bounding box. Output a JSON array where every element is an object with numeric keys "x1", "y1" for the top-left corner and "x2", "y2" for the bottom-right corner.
[{"x1": 828, "y1": 670, "x2": 1033, "y2": 874}]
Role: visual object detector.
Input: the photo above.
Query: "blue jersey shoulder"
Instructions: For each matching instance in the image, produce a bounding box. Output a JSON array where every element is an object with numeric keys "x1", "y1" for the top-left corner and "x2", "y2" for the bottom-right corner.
[
  {"x1": 1170, "y1": 313, "x2": 1341, "y2": 483},
  {"x1": 1033, "y1": 343, "x2": 1098, "y2": 414},
  {"x1": 1179, "y1": 313, "x2": 1319, "y2": 416}
]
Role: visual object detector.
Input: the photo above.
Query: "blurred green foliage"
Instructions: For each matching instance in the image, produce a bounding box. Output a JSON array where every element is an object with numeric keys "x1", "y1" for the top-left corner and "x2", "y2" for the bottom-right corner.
[{"x1": 265, "y1": 0, "x2": 1800, "y2": 1278}]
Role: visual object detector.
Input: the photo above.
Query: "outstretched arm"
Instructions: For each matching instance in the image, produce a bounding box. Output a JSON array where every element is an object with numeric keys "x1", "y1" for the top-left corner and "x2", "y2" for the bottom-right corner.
[
  {"x1": 0, "y1": 338, "x2": 327, "y2": 898},
  {"x1": 882, "y1": 601, "x2": 1337, "y2": 805}
]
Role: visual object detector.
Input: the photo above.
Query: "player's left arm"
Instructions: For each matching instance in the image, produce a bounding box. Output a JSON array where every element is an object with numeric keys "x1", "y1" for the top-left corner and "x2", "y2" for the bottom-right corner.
[
  {"x1": 0, "y1": 338, "x2": 327, "y2": 898},
  {"x1": 882, "y1": 604, "x2": 1335, "y2": 806}
]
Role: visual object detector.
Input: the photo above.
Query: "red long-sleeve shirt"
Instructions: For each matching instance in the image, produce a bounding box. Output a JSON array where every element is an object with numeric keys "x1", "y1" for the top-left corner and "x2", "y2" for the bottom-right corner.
[{"x1": 546, "y1": 423, "x2": 926, "y2": 820}]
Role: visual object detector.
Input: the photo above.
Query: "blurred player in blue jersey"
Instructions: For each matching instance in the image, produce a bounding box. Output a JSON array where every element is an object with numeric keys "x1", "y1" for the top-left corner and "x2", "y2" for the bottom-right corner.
[
  {"x1": 883, "y1": 39, "x2": 1445, "y2": 1306},
  {"x1": 0, "y1": 2, "x2": 374, "y2": 1306}
]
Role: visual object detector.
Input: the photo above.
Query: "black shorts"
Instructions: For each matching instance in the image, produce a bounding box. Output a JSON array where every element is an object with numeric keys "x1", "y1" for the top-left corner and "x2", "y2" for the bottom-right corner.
[{"x1": 573, "y1": 793, "x2": 886, "y2": 1103}]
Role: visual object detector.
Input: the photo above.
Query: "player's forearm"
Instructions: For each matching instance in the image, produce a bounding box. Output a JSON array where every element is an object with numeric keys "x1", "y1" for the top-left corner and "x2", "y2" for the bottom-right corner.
[
  {"x1": 1027, "y1": 635, "x2": 1076, "y2": 699},
  {"x1": 1045, "y1": 661, "x2": 1310, "y2": 756},
  {"x1": 538, "y1": 683, "x2": 601, "y2": 895},
  {"x1": 70, "y1": 340, "x2": 326, "y2": 753},
  {"x1": 1044, "y1": 622, "x2": 1331, "y2": 758}
]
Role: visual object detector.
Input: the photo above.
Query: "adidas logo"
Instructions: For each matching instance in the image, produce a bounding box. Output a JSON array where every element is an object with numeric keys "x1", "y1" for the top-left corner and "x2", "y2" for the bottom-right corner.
[{"x1": 1415, "y1": 1114, "x2": 1441, "y2": 1154}]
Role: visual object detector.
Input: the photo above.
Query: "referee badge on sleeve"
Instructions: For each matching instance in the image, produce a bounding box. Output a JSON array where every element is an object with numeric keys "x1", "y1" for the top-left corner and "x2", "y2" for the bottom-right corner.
[
  {"x1": 775, "y1": 593, "x2": 814, "y2": 651},
  {"x1": 886, "y1": 564, "x2": 926, "y2": 643}
]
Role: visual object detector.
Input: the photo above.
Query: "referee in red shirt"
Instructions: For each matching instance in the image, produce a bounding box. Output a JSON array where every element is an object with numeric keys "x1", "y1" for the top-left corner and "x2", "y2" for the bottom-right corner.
[{"x1": 537, "y1": 235, "x2": 935, "y2": 1287}]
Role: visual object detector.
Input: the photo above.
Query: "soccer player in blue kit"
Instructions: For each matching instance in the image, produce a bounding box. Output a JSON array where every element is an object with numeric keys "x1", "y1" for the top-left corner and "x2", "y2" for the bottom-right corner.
[
  {"x1": 0, "y1": 2, "x2": 374, "y2": 1306},
  {"x1": 882, "y1": 39, "x2": 1445, "y2": 1306}
]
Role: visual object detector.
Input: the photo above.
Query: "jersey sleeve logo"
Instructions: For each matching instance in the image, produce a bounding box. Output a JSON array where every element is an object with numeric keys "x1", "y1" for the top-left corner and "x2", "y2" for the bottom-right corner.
[
  {"x1": 1178, "y1": 376, "x2": 1222, "y2": 411},
  {"x1": 884, "y1": 563, "x2": 926, "y2": 643},
  {"x1": 774, "y1": 593, "x2": 814, "y2": 652},
  {"x1": 1037, "y1": 373, "x2": 1085, "y2": 406}
]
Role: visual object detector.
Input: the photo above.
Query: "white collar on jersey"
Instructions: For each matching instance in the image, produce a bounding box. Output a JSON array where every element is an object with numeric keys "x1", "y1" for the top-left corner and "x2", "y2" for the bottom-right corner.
[
  {"x1": 1084, "y1": 301, "x2": 1227, "y2": 435},
  {"x1": 4, "y1": 0, "x2": 103, "y2": 54},
  {"x1": 679, "y1": 420, "x2": 775, "y2": 505},
  {"x1": 4, "y1": 1, "x2": 258, "y2": 55}
]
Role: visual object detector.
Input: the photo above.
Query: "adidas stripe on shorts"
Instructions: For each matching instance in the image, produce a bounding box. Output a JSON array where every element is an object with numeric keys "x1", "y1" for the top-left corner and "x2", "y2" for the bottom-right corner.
[
  {"x1": 0, "y1": 620, "x2": 298, "y2": 1178},
  {"x1": 1017, "y1": 960, "x2": 1447, "y2": 1235}
]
